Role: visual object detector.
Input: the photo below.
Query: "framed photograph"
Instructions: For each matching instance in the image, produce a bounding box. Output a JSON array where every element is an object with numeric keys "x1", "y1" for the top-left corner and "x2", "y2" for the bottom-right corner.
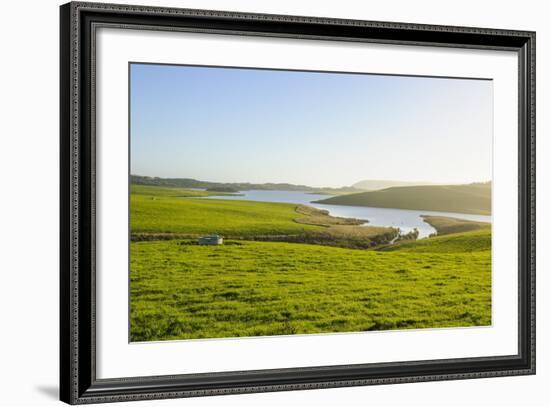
[{"x1": 60, "y1": 1, "x2": 536, "y2": 404}]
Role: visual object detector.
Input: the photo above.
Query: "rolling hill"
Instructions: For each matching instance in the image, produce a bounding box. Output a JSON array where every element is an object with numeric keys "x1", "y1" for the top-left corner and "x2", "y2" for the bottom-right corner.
[
  {"x1": 131, "y1": 175, "x2": 357, "y2": 194},
  {"x1": 315, "y1": 182, "x2": 491, "y2": 215}
]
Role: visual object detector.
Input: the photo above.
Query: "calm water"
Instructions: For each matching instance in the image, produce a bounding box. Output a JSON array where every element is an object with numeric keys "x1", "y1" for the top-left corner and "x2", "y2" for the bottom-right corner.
[{"x1": 198, "y1": 190, "x2": 492, "y2": 238}]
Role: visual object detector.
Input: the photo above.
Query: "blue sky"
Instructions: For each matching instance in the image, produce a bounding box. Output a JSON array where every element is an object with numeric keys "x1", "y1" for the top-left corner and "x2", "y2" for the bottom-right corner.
[{"x1": 130, "y1": 63, "x2": 493, "y2": 188}]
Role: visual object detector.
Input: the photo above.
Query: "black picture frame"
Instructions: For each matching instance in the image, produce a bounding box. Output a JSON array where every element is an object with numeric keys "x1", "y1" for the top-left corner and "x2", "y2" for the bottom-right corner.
[{"x1": 60, "y1": 1, "x2": 536, "y2": 404}]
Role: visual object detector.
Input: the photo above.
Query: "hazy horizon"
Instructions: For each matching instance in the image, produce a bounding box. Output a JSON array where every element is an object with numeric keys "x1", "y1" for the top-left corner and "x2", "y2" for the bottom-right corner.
[
  {"x1": 130, "y1": 64, "x2": 493, "y2": 188},
  {"x1": 131, "y1": 173, "x2": 491, "y2": 189}
]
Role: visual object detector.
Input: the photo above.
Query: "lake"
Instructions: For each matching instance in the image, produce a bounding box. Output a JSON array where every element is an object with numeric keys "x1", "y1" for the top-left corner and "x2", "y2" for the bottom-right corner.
[{"x1": 198, "y1": 190, "x2": 492, "y2": 238}]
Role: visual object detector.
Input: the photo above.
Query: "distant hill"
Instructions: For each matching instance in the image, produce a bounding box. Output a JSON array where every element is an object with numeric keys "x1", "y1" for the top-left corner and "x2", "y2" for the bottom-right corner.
[
  {"x1": 352, "y1": 179, "x2": 437, "y2": 191},
  {"x1": 315, "y1": 182, "x2": 491, "y2": 215},
  {"x1": 130, "y1": 175, "x2": 357, "y2": 194}
]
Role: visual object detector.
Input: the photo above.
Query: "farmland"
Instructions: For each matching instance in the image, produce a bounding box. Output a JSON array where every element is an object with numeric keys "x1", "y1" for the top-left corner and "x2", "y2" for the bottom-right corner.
[
  {"x1": 131, "y1": 188, "x2": 397, "y2": 247},
  {"x1": 421, "y1": 215, "x2": 491, "y2": 236},
  {"x1": 129, "y1": 184, "x2": 492, "y2": 341},
  {"x1": 130, "y1": 232, "x2": 491, "y2": 341}
]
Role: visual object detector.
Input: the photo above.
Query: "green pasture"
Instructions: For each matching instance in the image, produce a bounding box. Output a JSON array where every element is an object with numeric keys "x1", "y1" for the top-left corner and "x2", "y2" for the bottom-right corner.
[
  {"x1": 130, "y1": 184, "x2": 231, "y2": 197},
  {"x1": 421, "y1": 215, "x2": 491, "y2": 236},
  {"x1": 131, "y1": 193, "x2": 322, "y2": 236},
  {"x1": 378, "y1": 229, "x2": 491, "y2": 253},
  {"x1": 129, "y1": 183, "x2": 492, "y2": 341},
  {"x1": 130, "y1": 231, "x2": 491, "y2": 341}
]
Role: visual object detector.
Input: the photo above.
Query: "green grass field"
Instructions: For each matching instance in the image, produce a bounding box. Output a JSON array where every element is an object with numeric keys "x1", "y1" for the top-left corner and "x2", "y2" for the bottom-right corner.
[
  {"x1": 421, "y1": 215, "x2": 491, "y2": 236},
  {"x1": 130, "y1": 232, "x2": 491, "y2": 341},
  {"x1": 129, "y1": 184, "x2": 492, "y2": 341},
  {"x1": 131, "y1": 187, "x2": 396, "y2": 247},
  {"x1": 378, "y1": 229, "x2": 491, "y2": 253},
  {"x1": 130, "y1": 184, "x2": 238, "y2": 197},
  {"x1": 132, "y1": 194, "x2": 323, "y2": 236}
]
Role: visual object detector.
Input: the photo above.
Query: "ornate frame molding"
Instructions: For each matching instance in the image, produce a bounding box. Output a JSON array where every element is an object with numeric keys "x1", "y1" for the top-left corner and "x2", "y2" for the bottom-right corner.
[{"x1": 60, "y1": 2, "x2": 535, "y2": 404}]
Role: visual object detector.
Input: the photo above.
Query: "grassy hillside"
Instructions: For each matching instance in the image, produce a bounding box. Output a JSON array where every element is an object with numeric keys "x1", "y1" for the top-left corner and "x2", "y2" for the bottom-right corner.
[
  {"x1": 378, "y1": 229, "x2": 491, "y2": 253},
  {"x1": 130, "y1": 184, "x2": 234, "y2": 197},
  {"x1": 132, "y1": 193, "x2": 321, "y2": 236},
  {"x1": 131, "y1": 174, "x2": 357, "y2": 194},
  {"x1": 422, "y1": 215, "x2": 491, "y2": 236},
  {"x1": 316, "y1": 182, "x2": 491, "y2": 215},
  {"x1": 130, "y1": 231, "x2": 491, "y2": 341},
  {"x1": 130, "y1": 184, "x2": 396, "y2": 247}
]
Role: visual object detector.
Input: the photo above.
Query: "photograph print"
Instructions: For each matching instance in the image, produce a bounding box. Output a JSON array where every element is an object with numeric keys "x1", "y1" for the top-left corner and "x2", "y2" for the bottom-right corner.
[{"x1": 129, "y1": 63, "x2": 493, "y2": 342}]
